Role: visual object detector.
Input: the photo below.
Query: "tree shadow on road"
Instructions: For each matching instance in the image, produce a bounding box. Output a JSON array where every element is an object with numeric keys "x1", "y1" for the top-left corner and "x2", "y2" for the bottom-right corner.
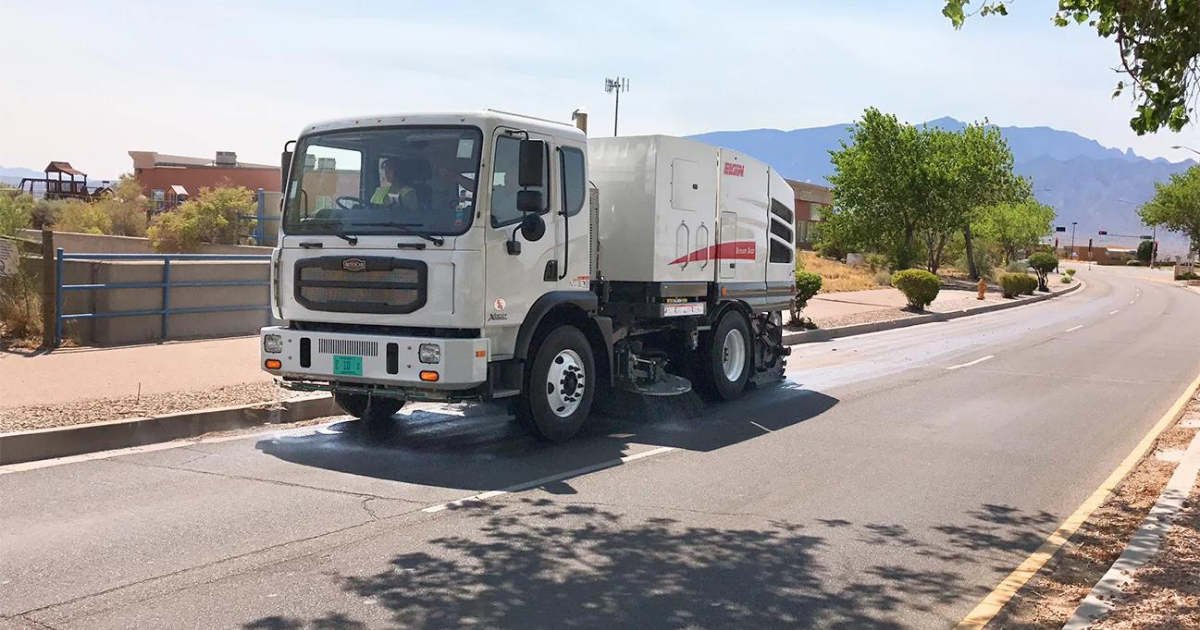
[{"x1": 241, "y1": 498, "x2": 1065, "y2": 630}]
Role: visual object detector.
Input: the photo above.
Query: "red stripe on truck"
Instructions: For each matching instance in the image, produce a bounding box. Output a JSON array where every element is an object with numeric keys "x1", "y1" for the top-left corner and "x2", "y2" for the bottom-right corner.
[{"x1": 668, "y1": 241, "x2": 756, "y2": 265}]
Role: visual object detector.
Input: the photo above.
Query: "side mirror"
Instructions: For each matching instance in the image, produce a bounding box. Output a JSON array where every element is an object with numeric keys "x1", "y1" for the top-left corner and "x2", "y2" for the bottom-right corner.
[
  {"x1": 279, "y1": 149, "x2": 293, "y2": 193},
  {"x1": 520, "y1": 213, "x2": 546, "y2": 242},
  {"x1": 518, "y1": 139, "x2": 545, "y2": 187},
  {"x1": 516, "y1": 190, "x2": 543, "y2": 214}
]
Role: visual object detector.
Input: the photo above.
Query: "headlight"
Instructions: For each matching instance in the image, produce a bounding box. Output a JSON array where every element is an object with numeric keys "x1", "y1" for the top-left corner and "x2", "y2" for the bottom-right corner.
[
  {"x1": 419, "y1": 343, "x2": 441, "y2": 364},
  {"x1": 263, "y1": 334, "x2": 283, "y2": 354}
]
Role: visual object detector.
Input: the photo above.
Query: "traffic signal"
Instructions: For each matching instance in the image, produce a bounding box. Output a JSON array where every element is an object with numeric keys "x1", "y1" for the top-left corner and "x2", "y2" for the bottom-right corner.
[
  {"x1": 1098, "y1": 230, "x2": 1108, "y2": 236},
  {"x1": 1055, "y1": 226, "x2": 1067, "y2": 232}
]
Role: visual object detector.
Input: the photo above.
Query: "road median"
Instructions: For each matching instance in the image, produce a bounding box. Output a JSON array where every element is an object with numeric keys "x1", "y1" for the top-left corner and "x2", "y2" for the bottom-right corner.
[
  {"x1": 784, "y1": 280, "x2": 1082, "y2": 345},
  {"x1": 0, "y1": 394, "x2": 337, "y2": 466}
]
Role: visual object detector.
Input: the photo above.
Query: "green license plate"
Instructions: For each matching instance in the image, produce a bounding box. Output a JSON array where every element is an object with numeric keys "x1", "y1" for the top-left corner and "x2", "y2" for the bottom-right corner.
[{"x1": 332, "y1": 355, "x2": 363, "y2": 376}]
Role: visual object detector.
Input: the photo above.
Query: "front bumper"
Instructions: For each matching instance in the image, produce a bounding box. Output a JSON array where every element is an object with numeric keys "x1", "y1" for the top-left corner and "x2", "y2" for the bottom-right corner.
[{"x1": 260, "y1": 326, "x2": 488, "y2": 391}]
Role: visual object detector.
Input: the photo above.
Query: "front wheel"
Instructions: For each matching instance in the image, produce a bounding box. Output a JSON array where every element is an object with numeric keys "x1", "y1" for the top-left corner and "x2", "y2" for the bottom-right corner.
[
  {"x1": 334, "y1": 392, "x2": 405, "y2": 427},
  {"x1": 697, "y1": 310, "x2": 752, "y2": 401},
  {"x1": 516, "y1": 326, "x2": 596, "y2": 442}
]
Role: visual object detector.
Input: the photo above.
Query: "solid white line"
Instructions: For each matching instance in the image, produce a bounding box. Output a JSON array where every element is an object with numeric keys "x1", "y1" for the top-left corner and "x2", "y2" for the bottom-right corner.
[
  {"x1": 421, "y1": 446, "x2": 677, "y2": 513},
  {"x1": 946, "y1": 355, "x2": 995, "y2": 371},
  {"x1": 1110, "y1": 310, "x2": 1120, "y2": 315},
  {"x1": 1066, "y1": 325, "x2": 1084, "y2": 333}
]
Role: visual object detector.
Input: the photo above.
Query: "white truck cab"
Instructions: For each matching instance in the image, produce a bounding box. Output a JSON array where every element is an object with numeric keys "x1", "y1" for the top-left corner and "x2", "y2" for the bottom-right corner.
[{"x1": 262, "y1": 110, "x2": 795, "y2": 440}]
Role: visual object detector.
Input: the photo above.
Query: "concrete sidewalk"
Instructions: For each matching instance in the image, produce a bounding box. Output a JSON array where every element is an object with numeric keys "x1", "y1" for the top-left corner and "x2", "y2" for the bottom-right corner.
[{"x1": 0, "y1": 336, "x2": 271, "y2": 409}]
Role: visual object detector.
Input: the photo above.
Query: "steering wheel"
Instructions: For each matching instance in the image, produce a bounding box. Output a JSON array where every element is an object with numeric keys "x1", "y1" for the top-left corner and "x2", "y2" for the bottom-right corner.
[{"x1": 335, "y1": 195, "x2": 368, "y2": 210}]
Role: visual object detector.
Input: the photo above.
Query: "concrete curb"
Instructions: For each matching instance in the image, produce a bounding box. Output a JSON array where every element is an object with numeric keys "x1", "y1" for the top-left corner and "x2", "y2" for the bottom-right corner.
[
  {"x1": 0, "y1": 394, "x2": 337, "y2": 466},
  {"x1": 783, "y1": 280, "x2": 1083, "y2": 346},
  {"x1": 1061, "y1": 409, "x2": 1200, "y2": 630}
]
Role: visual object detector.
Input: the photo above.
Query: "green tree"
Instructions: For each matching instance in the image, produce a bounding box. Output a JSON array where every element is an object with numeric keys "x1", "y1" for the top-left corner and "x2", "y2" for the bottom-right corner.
[
  {"x1": 828, "y1": 108, "x2": 929, "y2": 269},
  {"x1": 1139, "y1": 165, "x2": 1200, "y2": 256},
  {"x1": 147, "y1": 186, "x2": 255, "y2": 252},
  {"x1": 1137, "y1": 239, "x2": 1155, "y2": 263},
  {"x1": 976, "y1": 200, "x2": 1056, "y2": 264},
  {"x1": 943, "y1": 0, "x2": 1200, "y2": 134},
  {"x1": 1028, "y1": 252, "x2": 1059, "y2": 291}
]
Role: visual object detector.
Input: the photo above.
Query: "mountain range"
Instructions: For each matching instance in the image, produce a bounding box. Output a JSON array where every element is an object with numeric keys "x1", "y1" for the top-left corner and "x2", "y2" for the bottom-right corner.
[{"x1": 688, "y1": 117, "x2": 1197, "y2": 256}]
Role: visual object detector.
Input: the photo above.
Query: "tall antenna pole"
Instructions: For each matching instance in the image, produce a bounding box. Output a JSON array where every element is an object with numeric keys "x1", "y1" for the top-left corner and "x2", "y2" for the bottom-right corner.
[{"x1": 604, "y1": 77, "x2": 630, "y2": 136}]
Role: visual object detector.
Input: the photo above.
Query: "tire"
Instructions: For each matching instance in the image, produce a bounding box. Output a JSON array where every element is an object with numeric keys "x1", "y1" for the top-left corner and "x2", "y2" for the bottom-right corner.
[
  {"x1": 515, "y1": 326, "x2": 596, "y2": 442},
  {"x1": 334, "y1": 392, "x2": 405, "y2": 427},
  {"x1": 697, "y1": 310, "x2": 752, "y2": 401}
]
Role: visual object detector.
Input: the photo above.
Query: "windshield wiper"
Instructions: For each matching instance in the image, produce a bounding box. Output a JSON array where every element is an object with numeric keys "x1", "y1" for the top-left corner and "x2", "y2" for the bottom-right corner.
[
  {"x1": 350, "y1": 222, "x2": 445, "y2": 246},
  {"x1": 295, "y1": 218, "x2": 358, "y2": 245}
]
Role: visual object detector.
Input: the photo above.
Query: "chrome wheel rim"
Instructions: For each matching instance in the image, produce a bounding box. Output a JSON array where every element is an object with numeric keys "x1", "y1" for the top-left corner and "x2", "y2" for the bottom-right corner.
[
  {"x1": 721, "y1": 328, "x2": 747, "y2": 382},
  {"x1": 546, "y1": 349, "x2": 586, "y2": 418}
]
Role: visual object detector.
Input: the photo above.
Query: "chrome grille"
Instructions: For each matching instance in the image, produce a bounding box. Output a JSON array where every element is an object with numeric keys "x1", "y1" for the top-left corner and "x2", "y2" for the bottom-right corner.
[
  {"x1": 317, "y1": 338, "x2": 379, "y2": 357},
  {"x1": 293, "y1": 257, "x2": 427, "y2": 314}
]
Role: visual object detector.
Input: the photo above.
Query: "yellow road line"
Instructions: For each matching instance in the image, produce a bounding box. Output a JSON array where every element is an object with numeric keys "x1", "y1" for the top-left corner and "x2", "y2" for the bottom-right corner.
[{"x1": 954, "y1": 369, "x2": 1200, "y2": 630}]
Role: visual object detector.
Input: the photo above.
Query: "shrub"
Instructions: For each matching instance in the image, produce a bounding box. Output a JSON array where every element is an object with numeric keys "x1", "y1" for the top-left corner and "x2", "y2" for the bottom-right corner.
[
  {"x1": 56, "y1": 200, "x2": 112, "y2": 235},
  {"x1": 1125, "y1": 259, "x2": 1142, "y2": 266},
  {"x1": 1005, "y1": 260, "x2": 1029, "y2": 273},
  {"x1": 1061, "y1": 275, "x2": 1073, "y2": 284},
  {"x1": 1137, "y1": 239, "x2": 1154, "y2": 264},
  {"x1": 1179, "y1": 271, "x2": 1200, "y2": 281},
  {"x1": 0, "y1": 261, "x2": 42, "y2": 340},
  {"x1": 1028, "y1": 252, "x2": 1058, "y2": 292},
  {"x1": 999, "y1": 273, "x2": 1025, "y2": 298},
  {"x1": 891, "y1": 269, "x2": 940, "y2": 310},
  {"x1": 864, "y1": 253, "x2": 888, "y2": 273},
  {"x1": 1019, "y1": 274, "x2": 1038, "y2": 295},
  {"x1": 147, "y1": 186, "x2": 254, "y2": 252},
  {"x1": 0, "y1": 191, "x2": 34, "y2": 237},
  {"x1": 873, "y1": 270, "x2": 892, "y2": 286},
  {"x1": 794, "y1": 270, "x2": 823, "y2": 312},
  {"x1": 1065, "y1": 268, "x2": 1076, "y2": 277}
]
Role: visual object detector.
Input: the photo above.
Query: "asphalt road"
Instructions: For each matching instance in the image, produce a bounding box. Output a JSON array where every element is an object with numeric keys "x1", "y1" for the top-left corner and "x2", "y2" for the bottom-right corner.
[{"x1": 4, "y1": 265, "x2": 1199, "y2": 630}]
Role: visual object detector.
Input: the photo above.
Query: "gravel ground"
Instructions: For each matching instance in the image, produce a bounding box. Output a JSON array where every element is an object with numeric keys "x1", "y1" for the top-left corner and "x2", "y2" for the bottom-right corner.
[
  {"x1": 983, "y1": 399, "x2": 1200, "y2": 629},
  {"x1": 808, "y1": 295, "x2": 1017, "y2": 329},
  {"x1": 1090, "y1": 473, "x2": 1200, "y2": 629},
  {"x1": 0, "y1": 381, "x2": 299, "y2": 433}
]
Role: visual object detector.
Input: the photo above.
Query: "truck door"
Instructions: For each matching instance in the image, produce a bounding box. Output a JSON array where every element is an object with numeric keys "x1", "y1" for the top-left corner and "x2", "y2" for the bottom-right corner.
[
  {"x1": 483, "y1": 128, "x2": 559, "y2": 358},
  {"x1": 719, "y1": 212, "x2": 738, "y2": 280}
]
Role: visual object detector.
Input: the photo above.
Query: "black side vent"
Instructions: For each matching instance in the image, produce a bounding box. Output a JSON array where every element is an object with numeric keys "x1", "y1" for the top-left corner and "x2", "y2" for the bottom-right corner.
[{"x1": 299, "y1": 337, "x2": 311, "y2": 368}]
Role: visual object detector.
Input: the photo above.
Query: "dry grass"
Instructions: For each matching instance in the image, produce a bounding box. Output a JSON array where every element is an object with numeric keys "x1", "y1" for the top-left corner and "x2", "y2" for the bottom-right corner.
[
  {"x1": 797, "y1": 252, "x2": 883, "y2": 293},
  {"x1": 982, "y1": 402, "x2": 1200, "y2": 629}
]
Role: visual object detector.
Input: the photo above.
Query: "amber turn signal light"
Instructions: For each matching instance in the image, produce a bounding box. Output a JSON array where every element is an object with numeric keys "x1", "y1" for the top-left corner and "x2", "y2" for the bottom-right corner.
[
  {"x1": 419, "y1": 370, "x2": 439, "y2": 382},
  {"x1": 264, "y1": 359, "x2": 282, "y2": 370}
]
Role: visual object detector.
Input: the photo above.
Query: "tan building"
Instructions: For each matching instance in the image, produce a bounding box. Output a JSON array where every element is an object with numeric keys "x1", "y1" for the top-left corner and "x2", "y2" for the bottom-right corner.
[
  {"x1": 129, "y1": 151, "x2": 280, "y2": 210},
  {"x1": 786, "y1": 180, "x2": 831, "y2": 249},
  {"x1": 1059, "y1": 244, "x2": 1137, "y2": 265}
]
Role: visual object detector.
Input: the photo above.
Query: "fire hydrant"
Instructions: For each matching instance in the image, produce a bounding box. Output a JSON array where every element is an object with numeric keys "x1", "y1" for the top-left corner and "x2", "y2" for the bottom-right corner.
[{"x1": 977, "y1": 278, "x2": 987, "y2": 300}]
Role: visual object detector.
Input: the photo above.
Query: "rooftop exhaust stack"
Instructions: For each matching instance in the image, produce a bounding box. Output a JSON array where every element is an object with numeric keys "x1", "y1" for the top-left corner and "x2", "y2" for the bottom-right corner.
[
  {"x1": 215, "y1": 151, "x2": 237, "y2": 167},
  {"x1": 572, "y1": 108, "x2": 588, "y2": 135}
]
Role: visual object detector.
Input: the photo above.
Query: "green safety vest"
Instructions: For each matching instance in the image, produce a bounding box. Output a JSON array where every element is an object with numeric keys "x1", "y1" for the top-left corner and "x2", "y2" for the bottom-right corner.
[{"x1": 370, "y1": 185, "x2": 417, "y2": 207}]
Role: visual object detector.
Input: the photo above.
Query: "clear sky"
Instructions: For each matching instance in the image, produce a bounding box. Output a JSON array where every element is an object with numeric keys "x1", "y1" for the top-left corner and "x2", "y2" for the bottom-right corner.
[{"x1": 2, "y1": 0, "x2": 1197, "y2": 179}]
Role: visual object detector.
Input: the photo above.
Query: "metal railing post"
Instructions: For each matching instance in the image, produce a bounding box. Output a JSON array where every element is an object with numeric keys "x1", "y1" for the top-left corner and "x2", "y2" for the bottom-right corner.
[
  {"x1": 161, "y1": 258, "x2": 171, "y2": 340},
  {"x1": 41, "y1": 230, "x2": 56, "y2": 348},
  {"x1": 256, "y1": 188, "x2": 265, "y2": 245},
  {"x1": 54, "y1": 247, "x2": 64, "y2": 347}
]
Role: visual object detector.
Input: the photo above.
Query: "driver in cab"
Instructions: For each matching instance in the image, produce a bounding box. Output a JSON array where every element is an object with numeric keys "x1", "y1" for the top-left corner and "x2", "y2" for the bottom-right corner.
[{"x1": 370, "y1": 157, "x2": 429, "y2": 210}]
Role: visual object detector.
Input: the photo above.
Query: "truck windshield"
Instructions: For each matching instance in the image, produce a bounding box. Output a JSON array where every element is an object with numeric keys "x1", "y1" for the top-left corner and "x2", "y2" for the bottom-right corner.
[{"x1": 283, "y1": 126, "x2": 483, "y2": 238}]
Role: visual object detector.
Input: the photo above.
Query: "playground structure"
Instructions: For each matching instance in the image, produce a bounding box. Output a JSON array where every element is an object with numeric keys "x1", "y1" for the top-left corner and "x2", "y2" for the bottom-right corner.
[{"x1": 19, "y1": 161, "x2": 111, "y2": 201}]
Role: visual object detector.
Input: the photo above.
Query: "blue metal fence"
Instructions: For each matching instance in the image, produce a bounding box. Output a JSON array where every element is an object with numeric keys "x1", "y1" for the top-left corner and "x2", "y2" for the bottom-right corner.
[{"x1": 54, "y1": 250, "x2": 272, "y2": 346}]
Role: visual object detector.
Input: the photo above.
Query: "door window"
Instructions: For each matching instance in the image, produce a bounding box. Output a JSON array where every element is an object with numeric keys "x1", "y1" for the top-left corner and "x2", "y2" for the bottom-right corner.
[
  {"x1": 560, "y1": 146, "x2": 586, "y2": 217},
  {"x1": 491, "y1": 136, "x2": 548, "y2": 227}
]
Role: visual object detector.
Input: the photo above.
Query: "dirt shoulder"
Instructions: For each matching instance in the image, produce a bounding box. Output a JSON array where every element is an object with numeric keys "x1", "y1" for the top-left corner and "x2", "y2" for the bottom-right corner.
[
  {"x1": 0, "y1": 381, "x2": 300, "y2": 433},
  {"x1": 982, "y1": 398, "x2": 1200, "y2": 629}
]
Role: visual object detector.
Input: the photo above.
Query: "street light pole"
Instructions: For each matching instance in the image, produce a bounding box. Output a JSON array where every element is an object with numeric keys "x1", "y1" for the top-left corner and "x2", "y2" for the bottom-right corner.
[
  {"x1": 1070, "y1": 221, "x2": 1077, "y2": 259},
  {"x1": 1171, "y1": 144, "x2": 1200, "y2": 158}
]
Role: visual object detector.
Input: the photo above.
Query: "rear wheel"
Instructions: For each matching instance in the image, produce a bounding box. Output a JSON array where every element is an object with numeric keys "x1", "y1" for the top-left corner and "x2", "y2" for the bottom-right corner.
[
  {"x1": 515, "y1": 326, "x2": 596, "y2": 442},
  {"x1": 334, "y1": 392, "x2": 405, "y2": 428},
  {"x1": 697, "y1": 310, "x2": 752, "y2": 401}
]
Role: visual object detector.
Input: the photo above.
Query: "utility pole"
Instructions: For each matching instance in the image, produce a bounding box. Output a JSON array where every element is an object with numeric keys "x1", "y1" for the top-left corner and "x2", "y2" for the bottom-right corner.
[
  {"x1": 1070, "y1": 221, "x2": 1077, "y2": 260},
  {"x1": 604, "y1": 77, "x2": 630, "y2": 137}
]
